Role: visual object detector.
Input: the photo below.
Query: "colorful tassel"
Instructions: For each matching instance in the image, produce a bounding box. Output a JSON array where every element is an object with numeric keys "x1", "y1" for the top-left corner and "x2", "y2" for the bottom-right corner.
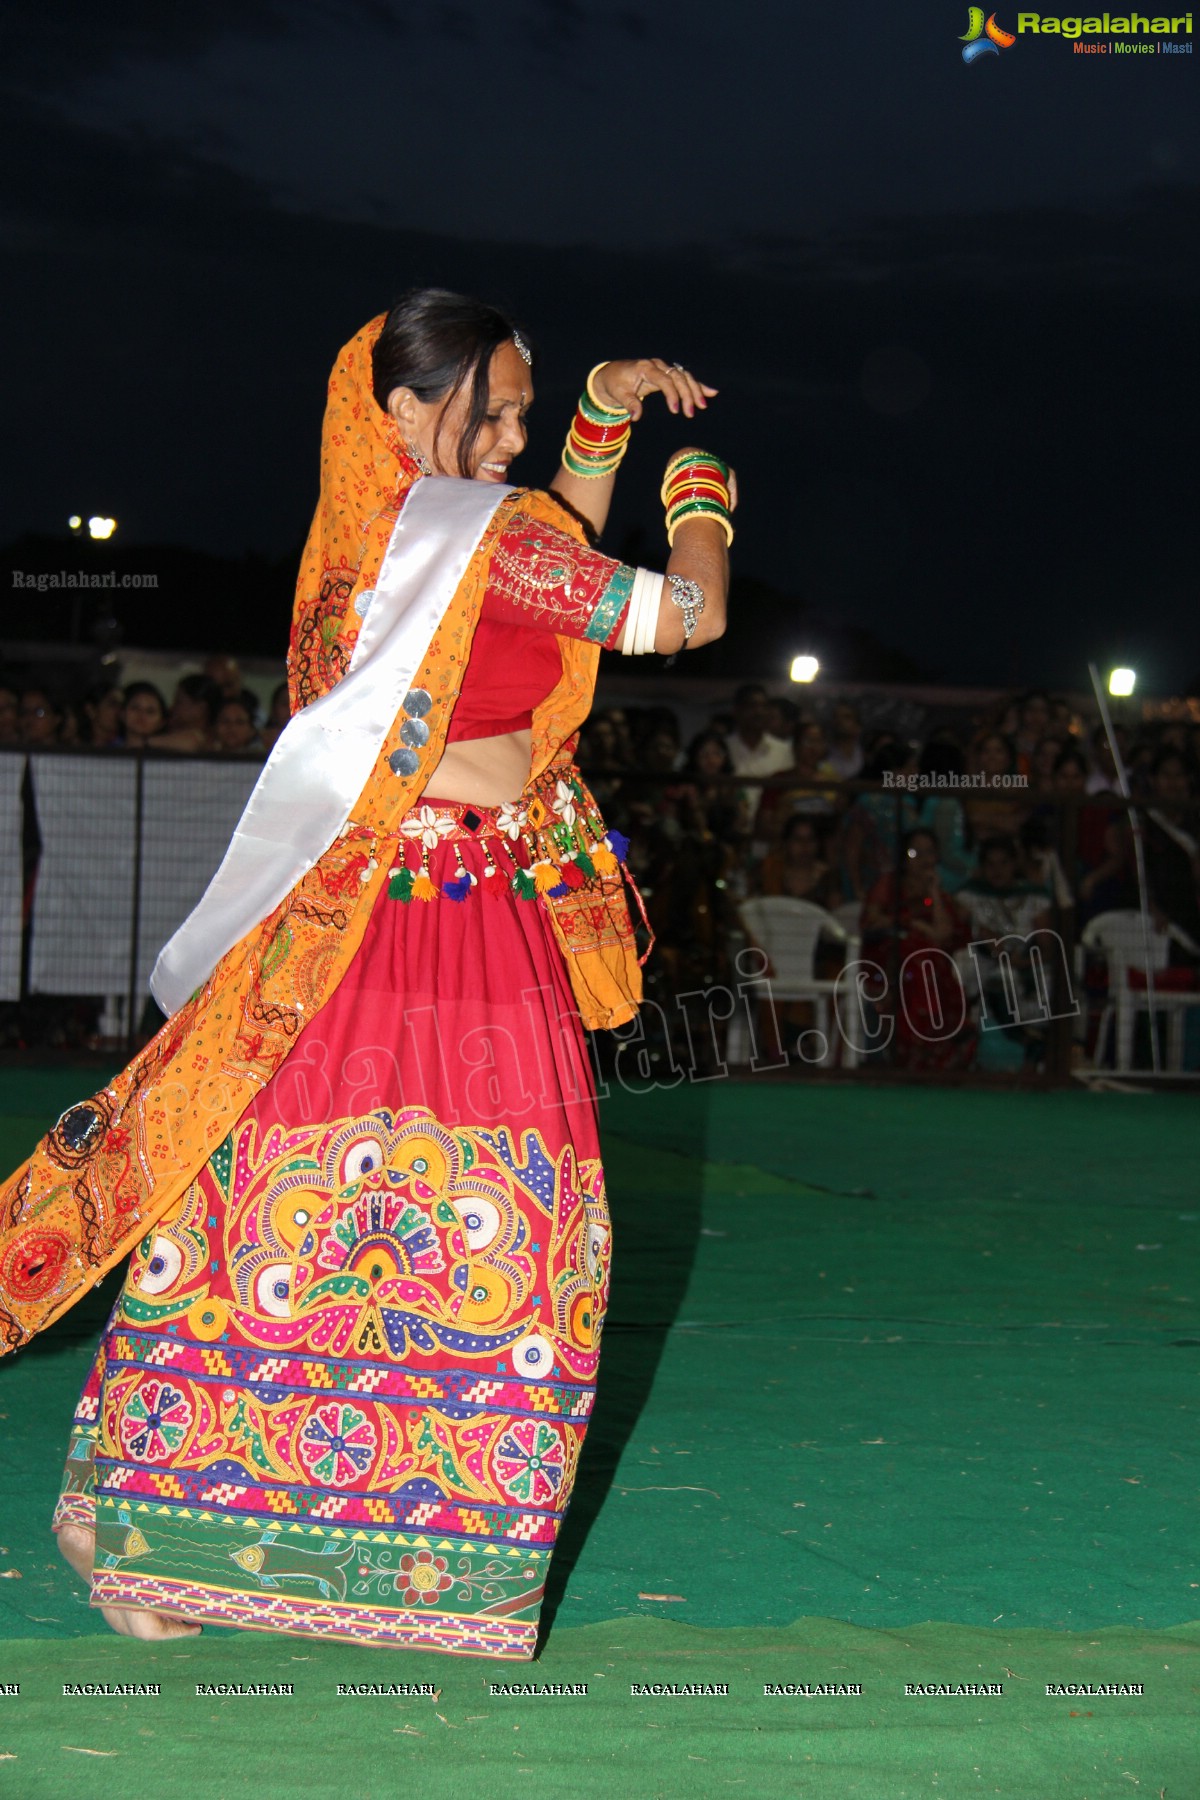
[
  {"x1": 443, "y1": 873, "x2": 473, "y2": 902},
  {"x1": 573, "y1": 849, "x2": 596, "y2": 881},
  {"x1": 590, "y1": 843, "x2": 618, "y2": 876},
  {"x1": 388, "y1": 865, "x2": 415, "y2": 902},
  {"x1": 512, "y1": 866, "x2": 539, "y2": 900},
  {"x1": 482, "y1": 845, "x2": 507, "y2": 898},
  {"x1": 606, "y1": 829, "x2": 631, "y2": 864},
  {"x1": 546, "y1": 881, "x2": 569, "y2": 899},
  {"x1": 532, "y1": 860, "x2": 560, "y2": 894},
  {"x1": 560, "y1": 860, "x2": 586, "y2": 890},
  {"x1": 411, "y1": 872, "x2": 438, "y2": 902}
]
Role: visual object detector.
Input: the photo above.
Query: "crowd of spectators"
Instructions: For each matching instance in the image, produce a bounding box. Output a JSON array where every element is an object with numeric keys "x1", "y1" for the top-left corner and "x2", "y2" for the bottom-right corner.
[
  {"x1": 3, "y1": 663, "x2": 1198, "y2": 1070},
  {"x1": 575, "y1": 682, "x2": 1200, "y2": 1072},
  {"x1": 0, "y1": 657, "x2": 290, "y2": 759}
]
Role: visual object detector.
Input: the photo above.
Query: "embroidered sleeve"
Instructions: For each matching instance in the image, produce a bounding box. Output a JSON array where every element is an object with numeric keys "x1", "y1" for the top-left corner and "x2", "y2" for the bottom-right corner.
[{"x1": 483, "y1": 516, "x2": 634, "y2": 649}]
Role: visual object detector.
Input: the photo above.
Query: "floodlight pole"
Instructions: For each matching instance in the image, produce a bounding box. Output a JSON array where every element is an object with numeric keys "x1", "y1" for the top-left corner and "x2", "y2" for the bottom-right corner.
[{"x1": 1087, "y1": 663, "x2": 1159, "y2": 1075}]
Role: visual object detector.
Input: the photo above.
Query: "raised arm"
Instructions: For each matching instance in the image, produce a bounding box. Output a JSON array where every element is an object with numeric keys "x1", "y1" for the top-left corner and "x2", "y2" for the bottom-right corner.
[{"x1": 549, "y1": 359, "x2": 716, "y2": 539}]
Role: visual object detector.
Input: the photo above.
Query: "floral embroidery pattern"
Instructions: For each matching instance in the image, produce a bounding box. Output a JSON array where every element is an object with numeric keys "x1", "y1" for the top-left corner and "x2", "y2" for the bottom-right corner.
[
  {"x1": 299, "y1": 1402, "x2": 378, "y2": 1487},
  {"x1": 395, "y1": 1549, "x2": 455, "y2": 1607},
  {"x1": 492, "y1": 1418, "x2": 567, "y2": 1507},
  {"x1": 120, "y1": 1380, "x2": 193, "y2": 1461}
]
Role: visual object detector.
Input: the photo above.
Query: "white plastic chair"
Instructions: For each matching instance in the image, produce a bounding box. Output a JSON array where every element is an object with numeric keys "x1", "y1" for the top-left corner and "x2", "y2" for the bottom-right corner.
[
  {"x1": 1081, "y1": 908, "x2": 1200, "y2": 1072},
  {"x1": 730, "y1": 897, "x2": 858, "y2": 1069}
]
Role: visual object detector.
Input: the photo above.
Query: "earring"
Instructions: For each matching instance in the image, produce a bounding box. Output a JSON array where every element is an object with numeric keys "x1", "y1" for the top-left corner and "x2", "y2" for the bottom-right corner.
[{"x1": 405, "y1": 437, "x2": 434, "y2": 477}]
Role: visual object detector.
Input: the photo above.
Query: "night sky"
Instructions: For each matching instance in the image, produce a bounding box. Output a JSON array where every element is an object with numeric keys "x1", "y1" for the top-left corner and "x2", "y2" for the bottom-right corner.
[{"x1": 2, "y1": 2, "x2": 1197, "y2": 689}]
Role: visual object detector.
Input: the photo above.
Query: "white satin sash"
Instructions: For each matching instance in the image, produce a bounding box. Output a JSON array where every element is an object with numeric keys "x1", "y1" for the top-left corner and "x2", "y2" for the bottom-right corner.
[{"x1": 150, "y1": 476, "x2": 512, "y2": 1016}]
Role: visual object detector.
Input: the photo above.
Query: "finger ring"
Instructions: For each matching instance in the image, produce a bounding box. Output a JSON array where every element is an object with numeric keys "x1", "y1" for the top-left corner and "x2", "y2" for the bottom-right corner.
[{"x1": 671, "y1": 361, "x2": 685, "y2": 372}]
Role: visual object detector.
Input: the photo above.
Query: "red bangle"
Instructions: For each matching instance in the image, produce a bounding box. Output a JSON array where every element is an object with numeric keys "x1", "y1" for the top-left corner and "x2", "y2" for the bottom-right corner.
[
  {"x1": 570, "y1": 413, "x2": 630, "y2": 450},
  {"x1": 665, "y1": 480, "x2": 730, "y2": 508}
]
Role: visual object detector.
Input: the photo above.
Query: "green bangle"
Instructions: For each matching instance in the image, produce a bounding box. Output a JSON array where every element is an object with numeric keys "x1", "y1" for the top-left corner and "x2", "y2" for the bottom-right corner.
[
  {"x1": 578, "y1": 389, "x2": 631, "y2": 428},
  {"x1": 563, "y1": 443, "x2": 626, "y2": 480},
  {"x1": 666, "y1": 497, "x2": 731, "y2": 527},
  {"x1": 667, "y1": 505, "x2": 734, "y2": 547},
  {"x1": 663, "y1": 449, "x2": 730, "y2": 483}
]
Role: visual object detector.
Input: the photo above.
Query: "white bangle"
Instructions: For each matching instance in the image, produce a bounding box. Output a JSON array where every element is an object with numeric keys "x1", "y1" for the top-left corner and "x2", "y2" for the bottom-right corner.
[{"x1": 621, "y1": 567, "x2": 663, "y2": 656}]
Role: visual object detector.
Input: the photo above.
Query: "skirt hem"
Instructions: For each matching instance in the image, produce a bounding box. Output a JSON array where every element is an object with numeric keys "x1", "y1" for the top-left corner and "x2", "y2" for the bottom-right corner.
[{"x1": 88, "y1": 1573, "x2": 539, "y2": 1658}]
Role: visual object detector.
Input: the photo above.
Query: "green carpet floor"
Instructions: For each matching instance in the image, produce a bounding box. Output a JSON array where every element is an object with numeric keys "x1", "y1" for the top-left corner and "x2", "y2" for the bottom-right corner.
[{"x1": 0, "y1": 1071, "x2": 1195, "y2": 1798}]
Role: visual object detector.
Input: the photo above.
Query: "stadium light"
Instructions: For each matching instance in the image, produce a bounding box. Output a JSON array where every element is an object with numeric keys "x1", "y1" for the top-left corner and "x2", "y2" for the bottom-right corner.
[
  {"x1": 88, "y1": 516, "x2": 117, "y2": 540},
  {"x1": 1108, "y1": 668, "x2": 1136, "y2": 698},
  {"x1": 68, "y1": 515, "x2": 82, "y2": 531},
  {"x1": 790, "y1": 655, "x2": 820, "y2": 684}
]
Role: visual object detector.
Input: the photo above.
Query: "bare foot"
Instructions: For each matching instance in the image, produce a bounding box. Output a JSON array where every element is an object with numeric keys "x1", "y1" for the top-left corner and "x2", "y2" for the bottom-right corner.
[
  {"x1": 54, "y1": 1521, "x2": 202, "y2": 1639},
  {"x1": 55, "y1": 1521, "x2": 96, "y2": 1582},
  {"x1": 98, "y1": 1601, "x2": 202, "y2": 1640}
]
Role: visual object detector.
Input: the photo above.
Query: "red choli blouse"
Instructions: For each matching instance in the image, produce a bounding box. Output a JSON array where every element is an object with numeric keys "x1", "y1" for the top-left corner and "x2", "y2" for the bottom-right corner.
[{"x1": 447, "y1": 510, "x2": 635, "y2": 742}]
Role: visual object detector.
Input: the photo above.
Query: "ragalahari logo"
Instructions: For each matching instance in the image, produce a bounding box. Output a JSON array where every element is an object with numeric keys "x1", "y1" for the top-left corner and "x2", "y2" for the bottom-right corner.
[{"x1": 961, "y1": 8, "x2": 1017, "y2": 58}]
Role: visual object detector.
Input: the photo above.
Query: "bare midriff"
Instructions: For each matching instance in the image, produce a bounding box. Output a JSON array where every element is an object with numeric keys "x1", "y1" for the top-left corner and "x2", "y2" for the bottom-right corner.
[{"x1": 418, "y1": 728, "x2": 533, "y2": 808}]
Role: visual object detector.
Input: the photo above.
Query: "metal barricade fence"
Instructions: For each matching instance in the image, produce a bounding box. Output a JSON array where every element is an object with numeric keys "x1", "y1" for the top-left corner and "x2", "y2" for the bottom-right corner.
[
  {"x1": 2, "y1": 747, "x2": 261, "y2": 1048},
  {"x1": 1, "y1": 749, "x2": 1193, "y2": 1080}
]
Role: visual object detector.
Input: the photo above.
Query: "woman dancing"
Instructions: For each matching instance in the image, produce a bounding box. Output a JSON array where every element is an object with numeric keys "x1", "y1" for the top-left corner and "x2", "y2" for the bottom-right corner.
[{"x1": 0, "y1": 289, "x2": 735, "y2": 1659}]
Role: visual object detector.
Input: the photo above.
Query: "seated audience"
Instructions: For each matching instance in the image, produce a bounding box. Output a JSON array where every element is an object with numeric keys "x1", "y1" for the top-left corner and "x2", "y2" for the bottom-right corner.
[
  {"x1": 915, "y1": 735, "x2": 973, "y2": 892},
  {"x1": 78, "y1": 684, "x2": 124, "y2": 748},
  {"x1": 213, "y1": 695, "x2": 265, "y2": 757},
  {"x1": 826, "y1": 700, "x2": 865, "y2": 781},
  {"x1": 260, "y1": 682, "x2": 291, "y2": 753},
  {"x1": 19, "y1": 687, "x2": 64, "y2": 746},
  {"x1": 965, "y1": 731, "x2": 1031, "y2": 842},
  {"x1": 860, "y1": 826, "x2": 974, "y2": 1070},
  {"x1": 724, "y1": 682, "x2": 794, "y2": 779},
  {"x1": 1142, "y1": 749, "x2": 1200, "y2": 958},
  {"x1": 758, "y1": 814, "x2": 841, "y2": 910},
  {"x1": 162, "y1": 673, "x2": 223, "y2": 751},
  {"x1": 120, "y1": 681, "x2": 168, "y2": 749},
  {"x1": 841, "y1": 738, "x2": 920, "y2": 900},
  {"x1": 0, "y1": 683, "x2": 18, "y2": 747}
]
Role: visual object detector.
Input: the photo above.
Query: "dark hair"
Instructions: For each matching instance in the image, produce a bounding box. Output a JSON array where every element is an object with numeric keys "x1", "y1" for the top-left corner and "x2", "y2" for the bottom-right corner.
[
  {"x1": 902, "y1": 826, "x2": 940, "y2": 856},
  {"x1": 218, "y1": 696, "x2": 254, "y2": 722},
  {"x1": 862, "y1": 738, "x2": 909, "y2": 781},
  {"x1": 1151, "y1": 746, "x2": 1190, "y2": 779},
  {"x1": 977, "y1": 731, "x2": 1017, "y2": 772},
  {"x1": 371, "y1": 288, "x2": 531, "y2": 479},
  {"x1": 123, "y1": 681, "x2": 166, "y2": 717},
  {"x1": 684, "y1": 729, "x2": 733, "y2": 778},
  {"x1": 733, "y1": 682, "x2": 768, "y2": 707},
  {"x1": 174, "y1": 672, "x2": 223, "y2": 726},
  {"x1": 980, "y1": 834, "x2": 1018, "y2": 862},
  {"x1": 1053, "y1": 746, "x2": 1088, "y2": 778},
  {"x1": 919, "y1": 734, "x2": 965, "y2": 781},
  {"x1": 783, "y1": 812, "x2": 823, "y2": 845}
]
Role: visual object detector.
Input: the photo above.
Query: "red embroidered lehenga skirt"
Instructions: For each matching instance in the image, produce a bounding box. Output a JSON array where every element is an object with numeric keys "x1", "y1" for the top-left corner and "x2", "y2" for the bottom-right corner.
[{"x1": 52, "y1": 800, "x2": 610, "y2": 1659}]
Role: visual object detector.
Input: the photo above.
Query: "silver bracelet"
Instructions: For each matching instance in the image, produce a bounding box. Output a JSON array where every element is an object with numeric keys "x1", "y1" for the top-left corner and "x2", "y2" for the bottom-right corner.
[{"x1": 666, "y1": 573, "x2": 705, "y2": 643}]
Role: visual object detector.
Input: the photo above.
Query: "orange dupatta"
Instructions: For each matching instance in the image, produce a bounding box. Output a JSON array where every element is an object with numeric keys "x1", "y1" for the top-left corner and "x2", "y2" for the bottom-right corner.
[{"x1": 0, "y1": 315, "x2": 639, "y2": 1355}]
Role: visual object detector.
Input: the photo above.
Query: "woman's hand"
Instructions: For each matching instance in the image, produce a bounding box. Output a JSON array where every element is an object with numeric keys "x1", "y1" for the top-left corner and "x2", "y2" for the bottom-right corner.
[{"x1": 591, "y1": 359, "x2": 717, "y2": 422}]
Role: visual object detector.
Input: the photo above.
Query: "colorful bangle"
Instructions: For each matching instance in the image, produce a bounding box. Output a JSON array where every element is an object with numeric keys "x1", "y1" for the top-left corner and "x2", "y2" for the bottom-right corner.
[
  {"x1": 585, "y1": 364, "x2": 630, "y2": 419},
  {"x1": 578, "y1": 389, "x2": 630, "y2": 429},
  {"x1": 563, "y1": 373, "x2": 634, "y2": 479},
  {"x1": 664, "y1": 446, "x2": 729, "y2": 476},
  {"x1": 563, "y1": 443, "x2": 626, "y2": 480},
  {"x1": 664, "y1": 479, "x2": 731, "y2": 508},
  {"x1": 667, "y1": 496, "x2": 732, "y2": 527},
  {"x1": 569, "y1": 421, "x2": 630, "y2": 457},
  {"x1": 666, "y1": 503, "x2": 734, "y2": 548},
  {"x1": 662, "y1": 449, "x2": 730, "y2": 496}
]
